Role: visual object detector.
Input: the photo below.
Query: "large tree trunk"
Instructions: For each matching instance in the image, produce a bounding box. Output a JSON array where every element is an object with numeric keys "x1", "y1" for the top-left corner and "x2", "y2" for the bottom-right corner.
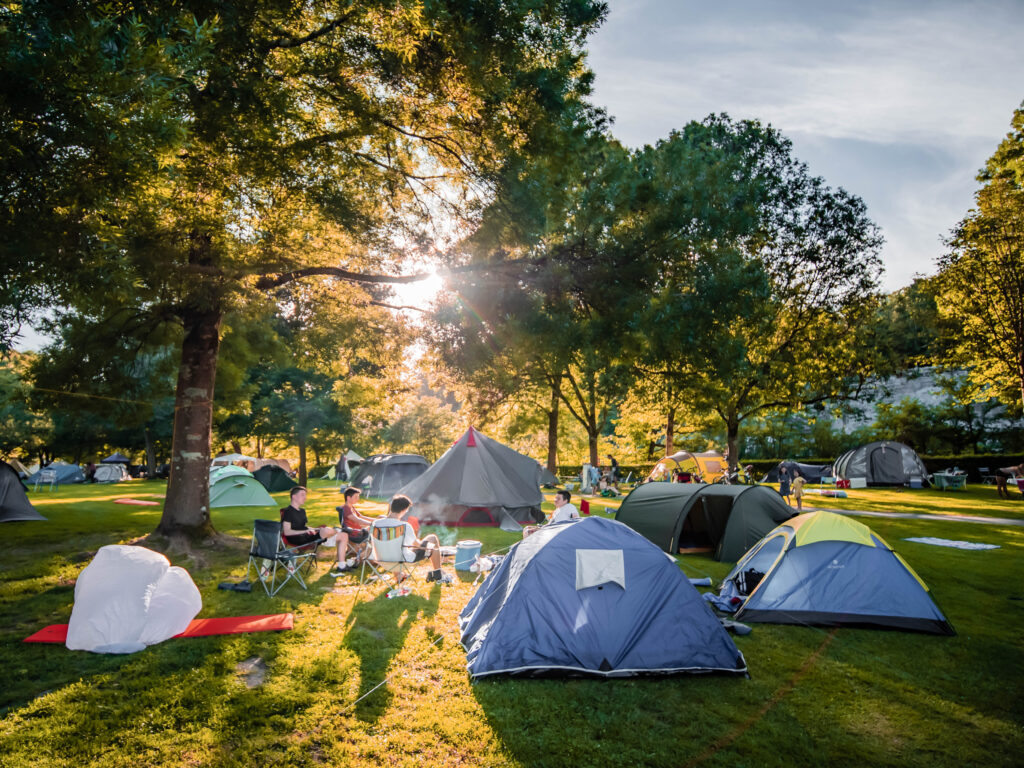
[
  {"x1": 157, "y1": 307, "x2": 222, "y2": 540},
  {"x1": 546, "y1": 374, "x2": 560, "y2": 473},
  {"x1": 587, "y1": 378, "x2": 599, "y2": 466},
  {"x1": 725, "y1": 412, "x2": 740, "y2": 471},
  {"x1": 665, "y1": 406, "x2": 676, "y2": 456},
  {"x1": 144, "y1": 427, "x2": 156, "y2": 479},
  {"x1": 297, "y1": 433, "x2": 307, "y2": 486}
]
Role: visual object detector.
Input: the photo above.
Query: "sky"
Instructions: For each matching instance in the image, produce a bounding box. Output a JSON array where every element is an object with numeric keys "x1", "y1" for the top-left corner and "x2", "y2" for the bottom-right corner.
[
  {"x1": 585, "y1": 0, "x2": 1024, "y2": 290},
  {"x1": 12, "y1": 2, "x2": 1023, "y2": 350}
]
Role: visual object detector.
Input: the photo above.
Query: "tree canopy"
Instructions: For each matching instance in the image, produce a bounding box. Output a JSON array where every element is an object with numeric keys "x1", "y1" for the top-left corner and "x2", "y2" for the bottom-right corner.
[
  {"x1": 936, "y1": 103, "x2": 1024, "y2": 408},
  {"x1": 1, "y1": 0, "x2": 607, "y2": 541}
]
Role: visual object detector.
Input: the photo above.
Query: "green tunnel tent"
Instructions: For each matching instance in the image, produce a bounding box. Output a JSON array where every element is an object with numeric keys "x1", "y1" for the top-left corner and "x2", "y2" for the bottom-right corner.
[
  {"x1": 615, "y1": 482, "x2": 794, "y2": 561},
  {"x1": 209, "y1": 466, "x2": 276, "y2": 508},
  {"x1": 0, "y1": 461, "x2": 46, "y2": 522},
  {"x1": 252, "y1": 465, "x2": 297, "y2": 493},
  {"x1": 347, "y1": 454, "x2": 428, "y2": 499},
  {"x1": 725, "y1": 511, "x2": 954, "y2": 635}
]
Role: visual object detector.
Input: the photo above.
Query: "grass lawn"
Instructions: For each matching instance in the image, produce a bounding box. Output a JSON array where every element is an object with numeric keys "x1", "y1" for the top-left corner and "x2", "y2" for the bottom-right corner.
[{"x1": 1, "y1": 479, "x2": 1022, "y2": 767}]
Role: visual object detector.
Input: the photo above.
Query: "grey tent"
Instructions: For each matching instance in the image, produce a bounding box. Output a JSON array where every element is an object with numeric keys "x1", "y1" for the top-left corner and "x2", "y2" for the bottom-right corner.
[
  {"x1": 397, "y1": 427, "x2": 546, "y2": 527},
  {"x1": 833, "y1": 441, "x2": 928, "y2": 486},
  {"x1": 27, "y1": 462, "x2": 85, "y2": 485},
  {"x1": 616, "y1": 482, "x2": 794, "y2": 561},
  {"x1": 348, "y1": 454, "x2": 429, "y2": 499},
  {"x1": 253, "y1": 464, "x2": 297, "y2": 493},
  {"x1": 93, "y1": 463, "x2": 131, "y2": 483},
  {"x1": 101, "y1": 452, "x2": 131, "y2": 464},
  {"x1": 761, "y1": 460, "x2": 833, "y2": 484},
  {"x1": 0, "y1": 461, "x2": 46, "y2": 522}
]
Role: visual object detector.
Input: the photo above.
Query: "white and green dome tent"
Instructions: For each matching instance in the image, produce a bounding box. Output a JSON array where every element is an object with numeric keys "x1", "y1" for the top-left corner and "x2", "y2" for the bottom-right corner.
[{"x1": 209, "y1": 466, "x2": 276, "y2": 508}]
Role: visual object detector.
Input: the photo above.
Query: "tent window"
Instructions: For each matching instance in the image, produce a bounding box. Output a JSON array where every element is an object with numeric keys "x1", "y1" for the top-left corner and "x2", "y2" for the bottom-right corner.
[{"x1": 575, "y1": 549, "x2": 625, "y2": 591}]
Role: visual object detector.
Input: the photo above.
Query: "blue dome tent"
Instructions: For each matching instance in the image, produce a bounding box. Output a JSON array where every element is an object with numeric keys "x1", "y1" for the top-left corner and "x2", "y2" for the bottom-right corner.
[{"x1": 458, "y1": 516, "x2": 748, "y2": 678}]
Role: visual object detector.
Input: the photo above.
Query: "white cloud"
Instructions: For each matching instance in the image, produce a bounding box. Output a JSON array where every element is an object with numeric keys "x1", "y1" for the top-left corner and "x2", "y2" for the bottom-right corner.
[{"x1": 585, "y1": 0, "x2": 1024, "y2": 288}]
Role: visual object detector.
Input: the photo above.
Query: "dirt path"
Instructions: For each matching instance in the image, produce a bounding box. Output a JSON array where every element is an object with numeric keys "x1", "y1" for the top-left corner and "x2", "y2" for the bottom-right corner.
[{"x1": 810, "y1": 506, "x2": 1024, "y2": 527}]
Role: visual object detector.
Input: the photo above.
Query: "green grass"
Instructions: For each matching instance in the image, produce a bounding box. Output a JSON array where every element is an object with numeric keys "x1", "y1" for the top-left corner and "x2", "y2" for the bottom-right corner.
[{"x1": 1, "y1": 480, "x2": 1022, "y2": 767}]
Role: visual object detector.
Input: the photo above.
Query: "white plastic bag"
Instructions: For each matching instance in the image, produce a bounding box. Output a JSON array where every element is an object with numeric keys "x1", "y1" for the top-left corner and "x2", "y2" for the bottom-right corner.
[{"x1": 66, "y1": 545, "x2": 202, "y2": 654}]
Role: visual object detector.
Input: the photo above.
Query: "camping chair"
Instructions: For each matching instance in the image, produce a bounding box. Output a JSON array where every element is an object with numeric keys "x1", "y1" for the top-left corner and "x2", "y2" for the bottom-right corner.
[
  {"x1": 35, "y1": 469, "x2": 57, "y2": 492},
  {"x1": 359, "y1": 518, "x2": 422, "y2": 586},
  {"x1": 246, "y1": 519, "x2": 319, "y2": 596},
  {"x1": 978, "y1": 466, "x2": 997, "y2": 485}
]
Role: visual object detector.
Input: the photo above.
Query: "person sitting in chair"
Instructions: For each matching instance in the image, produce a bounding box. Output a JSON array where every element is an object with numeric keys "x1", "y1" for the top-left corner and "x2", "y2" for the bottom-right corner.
[
  {"x1": 280, "y1": 486, "x2": 351, "y2": 577},
  {"x1": 386, "y1": 495, "x2": 449, "y2": 583},
  {"x1": 337, "y1": 486, "x2": 372, "y2": 562},
  {"x1": 522, "y1": 489, "x2": 580, "y2": 538}
]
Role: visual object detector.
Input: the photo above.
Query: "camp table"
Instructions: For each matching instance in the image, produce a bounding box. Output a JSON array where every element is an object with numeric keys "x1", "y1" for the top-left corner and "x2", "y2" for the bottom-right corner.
[{"x1": 932, "y1": 472, "x2": 966, "y2": 491}]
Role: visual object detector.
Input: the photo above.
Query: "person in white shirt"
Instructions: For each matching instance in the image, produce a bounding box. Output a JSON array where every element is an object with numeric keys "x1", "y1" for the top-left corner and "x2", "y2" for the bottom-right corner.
[
  {"x1": 524, "y1": 490, "x2": 580, "y2": 537},
  {"x1": 385, "y1": 495, "x2": 447, "y2": 582}
]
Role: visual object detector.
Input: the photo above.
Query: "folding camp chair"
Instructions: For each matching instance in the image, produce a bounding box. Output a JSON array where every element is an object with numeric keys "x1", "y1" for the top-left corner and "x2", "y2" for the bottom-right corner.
[
  {"x1": 35, "y1": 469, "x2": 57, "y2": 492},
  {"x1": 246, "y1": 519, "x2": 319, "y2": 596},
  {"x1": 978, "y1": 466, "x2": 997, "y2": 485},
  {"x1": 360, "y1": 518, "x2": 421, "y2": 586}
]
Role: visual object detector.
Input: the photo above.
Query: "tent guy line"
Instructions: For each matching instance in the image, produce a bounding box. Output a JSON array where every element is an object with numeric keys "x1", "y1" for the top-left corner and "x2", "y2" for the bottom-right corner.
[{"x1": 682, "y1": 628, "x2": 839, "y2": 768}]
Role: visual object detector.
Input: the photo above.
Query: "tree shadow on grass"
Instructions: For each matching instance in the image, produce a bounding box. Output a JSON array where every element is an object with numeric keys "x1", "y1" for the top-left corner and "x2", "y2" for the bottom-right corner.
[{"x1": 340, "y1": 583, "x2": 441, "y2": 723}]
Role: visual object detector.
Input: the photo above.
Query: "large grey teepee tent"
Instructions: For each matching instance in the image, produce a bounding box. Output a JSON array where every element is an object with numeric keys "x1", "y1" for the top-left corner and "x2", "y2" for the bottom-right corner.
[
  {"x1": 0, "y1": 461, "x2": 46, "y2": 522},
  {"x1": 397, "y1": 427, "x2": 546, "y2": 527}
]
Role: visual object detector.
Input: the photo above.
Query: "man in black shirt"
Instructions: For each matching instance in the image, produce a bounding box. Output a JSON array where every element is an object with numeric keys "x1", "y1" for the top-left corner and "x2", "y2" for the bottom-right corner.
[{"x1": 281, "y1": 486, "x2": 351, "y2": 577}]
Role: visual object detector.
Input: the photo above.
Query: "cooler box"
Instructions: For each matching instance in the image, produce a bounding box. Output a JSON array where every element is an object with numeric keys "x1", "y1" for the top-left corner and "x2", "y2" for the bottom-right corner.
[{"x1": 454, "y1": 540, "x2": 482, "y2": 571}]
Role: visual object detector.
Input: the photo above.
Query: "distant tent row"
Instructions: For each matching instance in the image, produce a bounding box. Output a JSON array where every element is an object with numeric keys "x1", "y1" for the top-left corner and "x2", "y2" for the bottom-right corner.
[
  {"x1": 398, "y1": 427, "x2": 546, "y2": 528},
  {"x1": 0, "y1": 461, "x2": 45, "y2": 523},
  {"x1": 616, "y1": 483, "x2": 793, "y2": 561},
  {"x1": 647, "y1": 451, "x2": 726, "y2": 483},
  {"x1": 833, "y1": 441, "x2": 929, "y2": 486},
  {"x1": 760, "y1": 460, "x2": 832, "y2": 484},
  {"x1": 724, "y1": 511, "x2": 954, "y2": 635}
]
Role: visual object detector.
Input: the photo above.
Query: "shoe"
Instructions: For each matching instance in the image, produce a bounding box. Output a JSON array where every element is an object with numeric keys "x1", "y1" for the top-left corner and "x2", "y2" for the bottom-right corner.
[
  {"x1": 439, "y1": 572, "x2": 455, "y2": 584},
  {"x1": 426, "y1": 569, "x2": 441, "y2": 582},
  {"x1": 329, "y1": 563, "x2": 349, "y2": 577}
]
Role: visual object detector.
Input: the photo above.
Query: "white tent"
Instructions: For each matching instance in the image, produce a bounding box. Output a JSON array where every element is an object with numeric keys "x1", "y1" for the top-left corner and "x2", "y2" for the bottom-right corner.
[
  {"x1": 66, "y1": 545, "x2": 201, "y2": 654},
  {"x1": 211, "y1": 453, "x2": 257, "y2": 466},
  {"x1": 324, "y1": 449, "x2": 364, "y2": 481},
  {"x1": 94, "y1": 463, "x2": 131, "y2": 483}
]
